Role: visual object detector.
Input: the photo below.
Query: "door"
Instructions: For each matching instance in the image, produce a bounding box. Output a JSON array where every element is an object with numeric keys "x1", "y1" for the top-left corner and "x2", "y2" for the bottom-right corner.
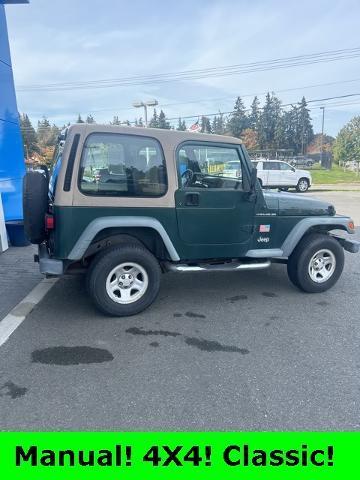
[
  {"x1": 279, "y1": 161, "x2": 297, "y2": 186},
  {"x1": 175, "y1": 142, "x2": 256, "y2": 257},
  {"x1": 264, "y1": 161, "x2": 282, "y2": 186}
]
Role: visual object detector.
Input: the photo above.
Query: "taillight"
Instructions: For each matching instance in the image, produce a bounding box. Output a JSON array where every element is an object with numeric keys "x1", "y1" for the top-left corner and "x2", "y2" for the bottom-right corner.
[{"x1": 45, "y1": 214, "x2": 55, "y2": 230}]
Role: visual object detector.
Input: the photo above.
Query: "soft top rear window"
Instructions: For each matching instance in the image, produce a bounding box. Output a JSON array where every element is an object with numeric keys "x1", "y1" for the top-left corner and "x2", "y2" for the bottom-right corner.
[{"x1": 78, "y1": 132, "x2": 167, "y2": 197}]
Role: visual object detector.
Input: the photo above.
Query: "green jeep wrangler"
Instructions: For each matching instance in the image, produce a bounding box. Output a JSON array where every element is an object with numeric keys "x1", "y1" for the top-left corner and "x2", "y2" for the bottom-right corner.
[{"x1": 23, "y1": 124, "x2": 359, "y2": 316}]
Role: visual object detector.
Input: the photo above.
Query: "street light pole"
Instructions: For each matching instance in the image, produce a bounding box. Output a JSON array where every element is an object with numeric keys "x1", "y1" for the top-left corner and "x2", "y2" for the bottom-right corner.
[
  {"x1": 320, "y1": 106, "x2": 325, "y2": 168},
  {"x1": 143, "y1": 104, "x2": 148, "y2": 127},
  {"x1": 132, "y1": 100, "x2": 158, "y2": 127}
]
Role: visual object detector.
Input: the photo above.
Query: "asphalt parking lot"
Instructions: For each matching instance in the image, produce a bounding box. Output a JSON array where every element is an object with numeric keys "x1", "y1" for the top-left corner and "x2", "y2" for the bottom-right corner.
[{"x1": 0, "y1": 191, "x2": 359, "y2": 431}]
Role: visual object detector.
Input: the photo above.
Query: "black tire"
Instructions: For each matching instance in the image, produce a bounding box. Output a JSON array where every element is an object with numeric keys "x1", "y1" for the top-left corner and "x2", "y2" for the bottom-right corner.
[
  {"x1": 87, "y1": 244, "x2": 161, "y2": 316},
  {"x1": 296, "y1": 177, "x2": 309, "y2": 192},
  {"x1": 287, "y1": 233, "x2": 344, "y2": 293},
  {"x1": 22, "y1": 171, "x2": 49, "y2": 244}
]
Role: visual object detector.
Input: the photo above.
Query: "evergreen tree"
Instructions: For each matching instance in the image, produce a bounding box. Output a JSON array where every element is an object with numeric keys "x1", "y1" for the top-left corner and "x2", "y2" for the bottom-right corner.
[
  {"x1": 227, "y1": 96, "x2": 248, "y2": 137},
  {"x1": 297, "y1": 97, "x2": 314, "y2": 154},
  {"x1": 249, "y1": 96, "x2": 260, "y2": 130},
  {"x1": 111, "y1": 116, "x2": 121, "y2": 125},
  {"x1": 158, "y1": 110, "x2": 171, "y2": 129},
  {"x1": 258, "y1": 93, "x2": 282, "y2": 149},
  {"x1": 149, "y1": 109, "x2": 159, "y2": 128},
  {"x1": 20, "y1": 113, "x2": 39, "y2": 157},
  {"x1": 76, "y1": 114, "x2": 85, "y2": 123},
  {"x1": 200, "y1": 116, "x2": 212, "y2": 133},
  {"x1": 37, "y1": 116, "x2": 52, "y2": 147},
  {"x1": 177, "y1": 118, "x2": 187, "y2": 131},
  {"x1": 212, "y1": 112, "x2": 225, "y2": 134},
  {"x1": 86, "y1": 114, "x2": 95, "y2": 124}
]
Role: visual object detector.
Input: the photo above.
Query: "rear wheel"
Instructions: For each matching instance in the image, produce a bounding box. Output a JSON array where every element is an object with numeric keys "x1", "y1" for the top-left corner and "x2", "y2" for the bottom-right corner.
[
  {"x1": 287, "y1": 233, "x2": 344, "y2": 293},
  {"x1": 87, "y1": 244, "x2": 161, "y2": 316},
  {"x1": 296, "y1": 178, "x2": 309, "y2": 192}
]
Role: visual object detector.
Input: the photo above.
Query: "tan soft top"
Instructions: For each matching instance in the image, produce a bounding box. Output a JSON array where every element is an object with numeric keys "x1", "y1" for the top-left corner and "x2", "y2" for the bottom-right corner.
[
  {"x1": 55, "y1": 124, "x2": 243, "y2": 208},
  {"x1": 67, "y1": 123, "x2": 242, "y2": 148}
]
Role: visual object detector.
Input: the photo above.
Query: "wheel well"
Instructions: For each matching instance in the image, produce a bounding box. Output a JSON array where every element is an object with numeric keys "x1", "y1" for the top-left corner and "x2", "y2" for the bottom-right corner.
[
  {"x1": 285, "y1": 224, "x2": 349, "y2": 258},
  {"x1": 83, "y1": 227, "x2": 170, "y2": 261},
  {"x1": 308, "y1": 225, "x2": 348, "y2": 235},
  {"x1": 293, "y1": 225, "x2": 348, "y2": 250}
]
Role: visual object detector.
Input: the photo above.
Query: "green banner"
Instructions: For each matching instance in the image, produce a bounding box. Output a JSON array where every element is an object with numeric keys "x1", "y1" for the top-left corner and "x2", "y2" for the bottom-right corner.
[{"x1": 0, "y1": 432, "x2": 358, "y2": 479}]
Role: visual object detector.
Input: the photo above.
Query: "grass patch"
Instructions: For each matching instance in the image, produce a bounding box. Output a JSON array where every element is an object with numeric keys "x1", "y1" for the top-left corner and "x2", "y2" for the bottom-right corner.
[{"x1": 311, "y1": 165, "x2": 360, "y2": 184}]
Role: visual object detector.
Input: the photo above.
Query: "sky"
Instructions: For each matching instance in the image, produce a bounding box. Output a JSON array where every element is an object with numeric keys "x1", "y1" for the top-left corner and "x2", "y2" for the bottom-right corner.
[{"x1": 4, "y1": 0, "x2": 360, "y2": 136}]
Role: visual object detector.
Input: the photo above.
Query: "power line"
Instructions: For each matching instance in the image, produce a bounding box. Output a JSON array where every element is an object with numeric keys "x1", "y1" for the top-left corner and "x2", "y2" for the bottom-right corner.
[
  {"x1": 23, "y1": 77, "x2": 360, "y2": 117},
  {"x1": 17, "y1": 47, "x2": 360, "y2": 92},
  {"x1": 18, "y1": 92, "x2": 360, "y2": 130}
]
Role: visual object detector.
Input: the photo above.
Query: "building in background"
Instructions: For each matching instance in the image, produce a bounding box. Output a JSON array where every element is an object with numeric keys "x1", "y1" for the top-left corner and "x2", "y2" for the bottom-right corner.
[{"x1": 0, "y1": 0, "x2": 28, "y2": 231}]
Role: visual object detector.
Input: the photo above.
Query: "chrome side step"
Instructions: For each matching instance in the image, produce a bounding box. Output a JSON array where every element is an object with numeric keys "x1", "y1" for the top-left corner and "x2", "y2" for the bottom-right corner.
[{"x1": 164, "y1": 259, "x2": 271, "y2": 273}]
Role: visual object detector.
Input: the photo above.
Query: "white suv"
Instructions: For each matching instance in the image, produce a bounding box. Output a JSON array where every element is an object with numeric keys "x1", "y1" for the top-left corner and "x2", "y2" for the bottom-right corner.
[{"x1": 253, "y1": 160, "x2": 312, "y2": 192}]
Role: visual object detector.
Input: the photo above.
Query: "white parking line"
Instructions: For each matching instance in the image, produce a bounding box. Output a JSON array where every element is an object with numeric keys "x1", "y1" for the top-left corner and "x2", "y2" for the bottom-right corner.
[{"x1": 0, "y1": 278, "x2": 58, "y2": 347}]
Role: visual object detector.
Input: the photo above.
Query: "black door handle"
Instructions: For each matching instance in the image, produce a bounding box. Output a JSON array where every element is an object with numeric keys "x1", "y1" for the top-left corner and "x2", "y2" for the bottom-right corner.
[{"x1": 185, "y1": 192, "x2": 200, "y2": 206}]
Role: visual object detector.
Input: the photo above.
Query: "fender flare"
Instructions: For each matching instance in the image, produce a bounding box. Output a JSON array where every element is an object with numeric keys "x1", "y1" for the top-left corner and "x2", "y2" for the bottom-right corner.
[
  {"x1": 68, "y1": 216, "x2": 180, "y2": 261},
  {"x1": 281, "y1": 216, "x2": 354, "y2": 257},
  {"x1": 245, "y1": 216, "x2": 354, "y2": 258}
]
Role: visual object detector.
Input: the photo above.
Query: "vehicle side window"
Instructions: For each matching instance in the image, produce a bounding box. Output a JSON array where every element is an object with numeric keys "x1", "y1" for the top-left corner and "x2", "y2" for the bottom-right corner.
[
  {"x1": 177, "y1": 144, "x2": 243, "y2": 189},
  {"x1": 79, "y1": 133, "x2": 167, "y2": 197},
  {"x1": 279, "y1": 162, "x2": 293, "y2": 171},
  {"x1": 264, "y1": 162, "x2": 280, "y2": 170}
]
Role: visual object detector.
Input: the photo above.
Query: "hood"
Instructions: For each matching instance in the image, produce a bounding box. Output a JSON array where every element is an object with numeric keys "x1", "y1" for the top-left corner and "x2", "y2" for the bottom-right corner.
[
  {"x1": 262, "y1": 191, "x2": 335, "y2": 216},
  {"x1": 296, "y1": 169, "x2": 311, "y2": 178}
]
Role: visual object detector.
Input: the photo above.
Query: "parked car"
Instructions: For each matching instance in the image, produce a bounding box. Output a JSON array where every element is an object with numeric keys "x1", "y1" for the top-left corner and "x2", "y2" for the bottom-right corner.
[
  {"x1": 253, "y1": 160, "x2": 312, "y2": 192},
  {"x1": 22, "y1": 125, "x2": 358, "y2": 316},
  {"x1": 345, "y1": 160, "x2": 360, "y2": 172},
  {"x1": 289, "y1": 156, "x2": 315, "y2": 168},
  {"x1": 222, "y1": 160, "x2": 242, "y2": 178}
]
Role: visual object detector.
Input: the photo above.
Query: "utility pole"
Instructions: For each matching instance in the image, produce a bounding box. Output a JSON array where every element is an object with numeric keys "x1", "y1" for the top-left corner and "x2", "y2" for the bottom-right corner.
[
  {"x1": 320, "y1": 106, "x2": 325, "y2": 168},
  {"x1": 132, "y1": 100, "x2": 158, "y2": 127}
]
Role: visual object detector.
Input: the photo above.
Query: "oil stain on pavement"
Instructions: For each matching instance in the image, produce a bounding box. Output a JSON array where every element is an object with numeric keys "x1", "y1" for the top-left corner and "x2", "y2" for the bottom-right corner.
[
  {"x1": 262, "y1": 292, "x2": 278, "y2": 298},
  {"x1": 31, "y1": 346, "x2": 114, "y2": 366},
  {"x1": 226, "y1": 295, "x2": 248, "y2": 303},
  {"x1": 185, "y1": 311, "x2": 206, "y2": 319},
  {"x1": 127, "y1": 327, "x2": 249, "y2": 354},
  {"x1": 0, "y1": 381, "x2": 27, "y2": 399},
  {"x1": 126, "y1": 327, "x2": 181, "y2": 337},
  {"x1": 185, "y1": 337, "x2": 249, "y2": 354}
]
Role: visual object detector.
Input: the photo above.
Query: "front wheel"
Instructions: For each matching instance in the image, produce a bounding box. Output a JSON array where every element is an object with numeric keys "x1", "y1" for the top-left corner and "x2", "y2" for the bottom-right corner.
[
  {"x1": 287, "y1": 233, "x2": 344, "y2": 293},
  {"x1": 296, "y1": 178, "x2": 309, "y2": 192},
  {"x1": 87, "y1": 244, "x2": 161, "y2": 316}
]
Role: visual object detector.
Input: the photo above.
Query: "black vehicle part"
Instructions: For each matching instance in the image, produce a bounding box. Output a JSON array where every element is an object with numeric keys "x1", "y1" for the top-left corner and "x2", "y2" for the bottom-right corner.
[
  {"x1": 87, "y1": 244, "x2": 161, "y2": 316},
  {"x1": 63, "y1": 133, "x2": 80, "y2": 191},
  {"x1": 287, "y1": 233, "x2": 344, "y2": 293},
  {"x1": 296, "y1": 177, "x2": 309, "y2": 192},
  {"x1": 23, "y1": 170, "x2": 49, "y2": 244}
]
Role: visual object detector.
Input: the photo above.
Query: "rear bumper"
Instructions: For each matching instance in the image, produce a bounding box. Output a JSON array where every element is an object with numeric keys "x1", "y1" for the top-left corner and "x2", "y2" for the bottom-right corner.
[{"x1": 37, "y1": 244, "x2": 64, "y2": 275}]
